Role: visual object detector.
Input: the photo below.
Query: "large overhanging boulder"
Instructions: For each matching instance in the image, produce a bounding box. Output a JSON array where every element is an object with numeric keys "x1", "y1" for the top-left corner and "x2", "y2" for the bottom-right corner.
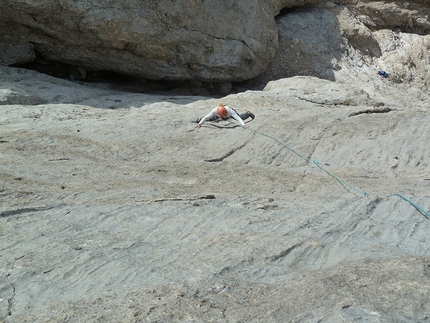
[
  {"x1": 2, "y1": 0, "x2": 430, "y2": 85},
  {"x1": 0, "y1": 0, "x2": 286, "y2": 82},
  {"x1": 0, "y1": 0, "x2": 348, "y2": 82}
]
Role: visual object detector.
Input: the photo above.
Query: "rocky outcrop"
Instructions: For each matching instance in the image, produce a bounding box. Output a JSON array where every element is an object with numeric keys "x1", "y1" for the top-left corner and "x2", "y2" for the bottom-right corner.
[
  {"x1": 243, "y1": 1, "x2": 430, "y2": 90},
  {"x1": 0, "y1": 0, "x2": 281, "y2": 82},
  {"x1": 1, "y1": 0, "x2": 429, "y2": 84}
]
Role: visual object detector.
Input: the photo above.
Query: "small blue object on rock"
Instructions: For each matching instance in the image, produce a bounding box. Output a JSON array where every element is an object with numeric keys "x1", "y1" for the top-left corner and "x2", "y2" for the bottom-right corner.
[{"x1": 378, "y1": 68, "x2": 388, "y2": 78}]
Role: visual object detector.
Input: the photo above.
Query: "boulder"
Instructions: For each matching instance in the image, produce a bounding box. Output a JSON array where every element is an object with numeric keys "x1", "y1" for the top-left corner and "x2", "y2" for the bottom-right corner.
[
  {"x1": 1, "y1": 0, "x2": 430, "y2": 87},
  {"x1": 0, "y1": 0, "x2": 282, "y2": 82},
  {"x1": 0, "y1": 0, "x2": 360, "y2": 82}
]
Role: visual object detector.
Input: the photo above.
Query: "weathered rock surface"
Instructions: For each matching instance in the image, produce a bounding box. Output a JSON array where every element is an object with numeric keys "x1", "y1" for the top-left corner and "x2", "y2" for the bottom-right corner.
[
  {"x1": 1, "y1": 65, "x2": 429, "y2": 322},
  {"x1": 2, "y1": 0, "x2": 430, "y2": 84},
  {"x1": 1, "y1": 1, "x2": 430, "y2": 322},
  {"x1": 0, "y1": 0, "x2": 281, "y2": 81},
  {"x1": 247, "y1": 1, "x2": 430, "y2": 90}
]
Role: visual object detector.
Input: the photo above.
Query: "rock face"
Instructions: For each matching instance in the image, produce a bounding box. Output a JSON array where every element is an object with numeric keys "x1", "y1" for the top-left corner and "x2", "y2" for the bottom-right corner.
[
  {"x1": 2, "y1": 2, "x2": 430, "y2": 322},
  {"x1": 0, "y1": 0, "x2": 280, "y2": 82},
  {"x1": 246, "y1": 1, "x2": 430, "y2": 90},
  {"x1": 2, "y1": 0, "x2": 430, "y2": 84},
  {"x1": 1, "y1": 66, "x2": 430, "y2": 322}
]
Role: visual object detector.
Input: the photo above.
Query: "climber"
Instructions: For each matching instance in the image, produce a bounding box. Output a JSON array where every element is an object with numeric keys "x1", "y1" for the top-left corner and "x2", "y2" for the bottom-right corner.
[
  {"x1": 378, "y1": 68, "x2": 389, "y2": 78},
  {"x1": 194, "y1": 102, "x2": 254, "y2": 129}
]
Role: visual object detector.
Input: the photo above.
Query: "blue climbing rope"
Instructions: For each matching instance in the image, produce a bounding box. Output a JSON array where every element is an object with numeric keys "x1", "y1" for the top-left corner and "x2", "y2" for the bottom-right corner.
[
  {"x1": 391, "y1": 194, "x2": 430, "y2": 219},
  {"x1": 250, "y1": 127, "x2": 429, "y2": 219},
  {"x1": 250, "y1": 128, "x2": 369, "y2": 197}
]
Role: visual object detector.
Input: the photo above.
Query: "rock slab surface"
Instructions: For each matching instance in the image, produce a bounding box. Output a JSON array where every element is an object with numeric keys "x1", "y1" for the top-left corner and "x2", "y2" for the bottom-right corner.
[{"x1": 0, "y1": 66, "x2": 429, "y2": 322}]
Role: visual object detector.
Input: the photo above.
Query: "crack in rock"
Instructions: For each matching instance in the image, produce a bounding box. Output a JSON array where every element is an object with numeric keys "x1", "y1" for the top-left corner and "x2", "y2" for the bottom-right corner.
[
  {"x1": 6, "y1": 274, "x2": 16, "y2": 317},
  {"x1": 348, "y1": 107, "x2": 392, "y2": 117},
  {"x1": 204, "y1": 141, "x2": 248, "y2": 162},
  {"x1": 0, "y1": 205, "x2": 58, "y2": 218},
  {"x1": 266, "y1": 243, "x2": 303, "y2": 262}
]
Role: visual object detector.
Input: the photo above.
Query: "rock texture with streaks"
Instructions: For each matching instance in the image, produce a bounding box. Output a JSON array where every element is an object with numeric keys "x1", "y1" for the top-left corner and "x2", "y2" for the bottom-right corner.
[
  {"x1": 0, "y1": 0, "x2": 280, "y2": 81},
  {"x1": 1, "y1": 1, "x2": 430, "y2": 322},
  {"x1": 2, "y1": 0, "x2": 430, "y2": 85},
  {"x1": 0, "y1": 64, "x2": 429, "y2": 322}
]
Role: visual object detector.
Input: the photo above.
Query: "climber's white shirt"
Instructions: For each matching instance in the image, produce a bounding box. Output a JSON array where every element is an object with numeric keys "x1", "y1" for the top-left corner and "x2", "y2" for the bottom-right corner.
[{"x1": 199, "y1": 106, "x2": 245, "y2": 126}]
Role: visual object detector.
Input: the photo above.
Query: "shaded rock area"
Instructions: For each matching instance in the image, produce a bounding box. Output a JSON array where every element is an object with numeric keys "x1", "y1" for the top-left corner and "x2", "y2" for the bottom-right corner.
[
  {"x1": 244, "y1": 1, "x2": 430, "y2": 90},
  {"x1": 0, "y1": 0, "x2": 279, "y2": 82},
  {"x1": 1, "y1": 66, "x2": 429, "y2": 322},
  {"x1": 1, "y1": 0, "x2": 430, "y2": 87}
]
